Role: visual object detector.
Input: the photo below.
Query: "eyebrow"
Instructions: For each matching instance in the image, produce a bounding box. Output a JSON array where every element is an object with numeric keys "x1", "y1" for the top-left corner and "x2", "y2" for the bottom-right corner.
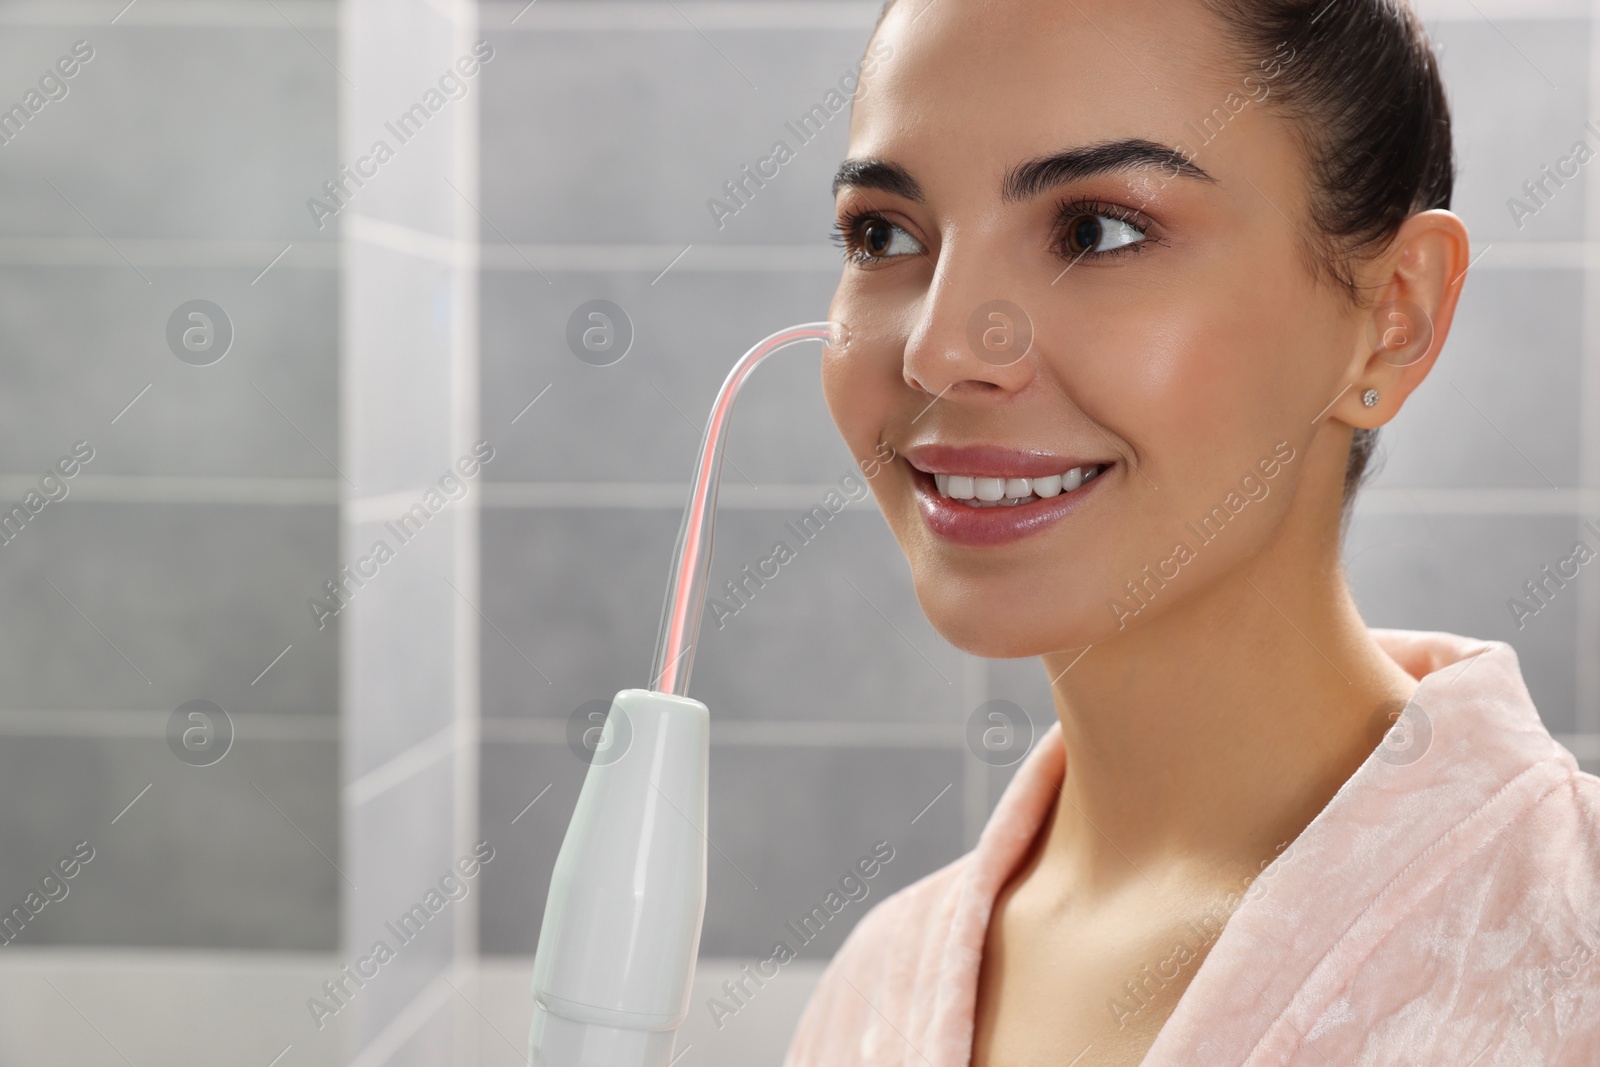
[
  {"x1": 830, "y1": 137, "x2": 1214, "y2": 203},
  {"x1": 831, "y1": 158, "x2": 924, "y2": 201},
  {"x1": 1003, "y1": 139, "x2": 1215, "y2": 201}
]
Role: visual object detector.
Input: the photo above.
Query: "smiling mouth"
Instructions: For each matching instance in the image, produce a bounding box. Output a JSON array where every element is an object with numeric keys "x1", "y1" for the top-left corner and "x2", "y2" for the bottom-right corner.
[{"x1": 929, "y1": 463, "x2": 1111, "y2": 507}]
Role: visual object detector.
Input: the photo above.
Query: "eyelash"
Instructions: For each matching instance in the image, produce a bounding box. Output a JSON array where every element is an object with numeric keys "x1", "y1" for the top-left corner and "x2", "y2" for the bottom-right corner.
[
  {"x1": 830, "y1": 207, "x2": 902, "y2": 265},
  {"x1": 829, "y1": 198, "x2": 1160, "y2": 266},
  {"x1": 1050, "y1": 197, "x2": 1159, "y2": 261}
]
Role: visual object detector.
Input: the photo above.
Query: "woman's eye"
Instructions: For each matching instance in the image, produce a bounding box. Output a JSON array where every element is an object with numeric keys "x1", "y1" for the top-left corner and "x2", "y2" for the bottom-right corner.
[
  {"x1": 1060, "y1": 212, "x2": 1147, "y2": 257},
  {"x1": 852, "y1": 218, "x2": 924, "y2": 260}
]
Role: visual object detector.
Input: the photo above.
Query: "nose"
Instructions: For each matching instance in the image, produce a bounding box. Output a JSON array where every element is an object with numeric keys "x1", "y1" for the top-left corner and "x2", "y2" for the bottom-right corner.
[{"x1": 902, "y1": 244, "x2": 1039, "y2": 400}]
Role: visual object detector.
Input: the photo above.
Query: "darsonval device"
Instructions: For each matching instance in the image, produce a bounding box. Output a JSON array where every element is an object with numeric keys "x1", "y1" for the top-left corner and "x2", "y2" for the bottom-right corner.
[{"x1": 529, "y1": 321, "x2": 848, "y2": 1066}]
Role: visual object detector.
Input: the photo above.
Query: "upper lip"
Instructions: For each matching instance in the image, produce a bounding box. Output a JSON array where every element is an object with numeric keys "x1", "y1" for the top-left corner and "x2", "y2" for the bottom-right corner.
[{"x1": 901, "y1": 443, "x2": 1115, "y2": 479}]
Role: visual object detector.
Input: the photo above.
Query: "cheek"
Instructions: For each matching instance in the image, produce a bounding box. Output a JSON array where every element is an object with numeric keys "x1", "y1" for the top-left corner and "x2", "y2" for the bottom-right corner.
[
  {"x1": 820, "y1": 336, "x2": 881, "y2": 459},
  {"x1": 1072, "y1": 285, "x2": 1301, "y2": 472},
  {"x1": 822, "y1": 288, "x2": 929, "y2": 551},
  {"x1": 822, "y1": 285, "x2": 915, "y2": 455}
]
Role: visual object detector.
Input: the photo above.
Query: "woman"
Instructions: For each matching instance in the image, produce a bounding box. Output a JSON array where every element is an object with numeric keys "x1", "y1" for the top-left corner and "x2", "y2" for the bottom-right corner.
[{"x1": 784, "y1": 0, "x2": 1600, "y2": 1064}]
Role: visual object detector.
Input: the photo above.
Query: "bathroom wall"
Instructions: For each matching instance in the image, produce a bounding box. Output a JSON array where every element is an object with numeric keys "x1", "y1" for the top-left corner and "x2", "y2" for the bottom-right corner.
[
  {"x1": 0, "y1": 0, "x2": 344, "y2": 1063},
  {"x1": 0, "y1": 0, "x2": 1593, "y2": 1066},
  {"x1": 0, "y1": 0, "x2": 342, "y2": 942}
]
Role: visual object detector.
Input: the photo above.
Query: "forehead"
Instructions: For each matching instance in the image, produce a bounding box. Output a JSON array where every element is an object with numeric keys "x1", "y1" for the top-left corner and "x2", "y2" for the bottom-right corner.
[{"x1": 851, "y1": 0, "x2": 1240, "y2": 184}]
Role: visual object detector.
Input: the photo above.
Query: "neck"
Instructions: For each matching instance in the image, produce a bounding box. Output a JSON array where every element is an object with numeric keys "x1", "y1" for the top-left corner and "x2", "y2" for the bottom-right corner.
[{"x1": 1035, "y1": 511, "x2": 1419, "y2": 905}]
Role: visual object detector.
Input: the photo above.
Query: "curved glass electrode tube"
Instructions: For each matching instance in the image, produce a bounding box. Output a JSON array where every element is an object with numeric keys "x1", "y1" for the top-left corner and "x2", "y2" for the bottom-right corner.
[{"x1": 650, "y1": 321, "x2": 846, "y2": 696}]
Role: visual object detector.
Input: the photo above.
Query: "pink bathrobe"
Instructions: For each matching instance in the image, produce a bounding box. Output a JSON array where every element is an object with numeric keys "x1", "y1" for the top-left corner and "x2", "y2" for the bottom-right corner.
[{"x1": 784, "y1": 629, "x2": 1600, "y2": 1065}]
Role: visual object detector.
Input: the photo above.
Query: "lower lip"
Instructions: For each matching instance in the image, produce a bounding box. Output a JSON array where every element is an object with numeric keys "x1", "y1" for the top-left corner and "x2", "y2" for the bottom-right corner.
[{"x1": 912, "y1": 465, "x2": 1111, "y2": 547}]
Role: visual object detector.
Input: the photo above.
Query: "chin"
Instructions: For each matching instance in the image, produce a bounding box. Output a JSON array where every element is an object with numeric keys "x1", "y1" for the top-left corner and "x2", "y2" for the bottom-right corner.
[{"x1": 910, "y1": 571, "x2": 1096, "y2": 659}]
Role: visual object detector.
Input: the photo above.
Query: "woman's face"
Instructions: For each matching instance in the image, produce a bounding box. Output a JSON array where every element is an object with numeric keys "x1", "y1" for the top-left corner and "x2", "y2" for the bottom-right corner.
[{"x1": 826, "y1": 0, "x2": 1364, "y2": 657}]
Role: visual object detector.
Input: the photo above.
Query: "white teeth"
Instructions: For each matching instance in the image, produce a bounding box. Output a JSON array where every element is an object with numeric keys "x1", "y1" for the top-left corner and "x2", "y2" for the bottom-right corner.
[{"x1": 931, "y1": 464, "x2": 1105, "y2": 505}]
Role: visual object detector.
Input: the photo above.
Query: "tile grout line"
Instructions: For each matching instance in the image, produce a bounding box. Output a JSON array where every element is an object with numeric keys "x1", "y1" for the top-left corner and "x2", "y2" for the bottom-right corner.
[
  {"x1": 470, "y1": 0, "x2": 1585, "y2": 29},
  {"x1": 0, "y1": 0, "x2": 1584, "y2": 30},
  {"x1": 449, "y1": 5, "x2": 486, "y2": 1060},
  {"x1": 0, "y1": 709, "x2": 337, "y2": 740},
  {"x1": 6, "y1": 715, "x2": 1591, "y2": 754},
  {"x1": 468, "y1": 720, "x2": 1600, "y2": 755},
  {"x1": 1578, "y1": 0, "x2": 1600, "y2": 735},
  {"x1": 0, "y1": 0, "x2": 337, "y2": 27}
]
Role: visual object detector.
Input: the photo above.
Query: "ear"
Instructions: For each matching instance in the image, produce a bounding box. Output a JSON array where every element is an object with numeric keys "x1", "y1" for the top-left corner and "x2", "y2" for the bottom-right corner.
[{"x1": 1333, "y1": 209, "x2": 1471, "y2": 430}]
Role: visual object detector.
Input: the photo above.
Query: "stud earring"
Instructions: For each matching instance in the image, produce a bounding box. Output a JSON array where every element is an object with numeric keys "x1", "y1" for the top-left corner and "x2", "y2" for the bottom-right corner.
[{"x1": 1361, "y1": 388, "x2": 1380, "y2": 408}]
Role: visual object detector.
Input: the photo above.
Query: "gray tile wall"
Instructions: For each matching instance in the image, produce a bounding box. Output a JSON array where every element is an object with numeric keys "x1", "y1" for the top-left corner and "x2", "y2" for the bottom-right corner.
[
  {"x1": 339, "y1": 0, "x2": 485, "y2": 1063},
  {"x1": 0, "y1": 0, "x2": 342, "y2": 980},
  {"x1": 1351, "y1": 10, "x2": 1600, "y2": 757}
]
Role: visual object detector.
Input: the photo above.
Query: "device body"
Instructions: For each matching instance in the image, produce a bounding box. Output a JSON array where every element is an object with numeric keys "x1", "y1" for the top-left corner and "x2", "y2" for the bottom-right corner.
[
  {"x1": 529, "y1": 323, "x2": 838, "y2": 1065},
  {"x1": 529, "y1": 688, "x2": 709, "y2": 1066}
]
